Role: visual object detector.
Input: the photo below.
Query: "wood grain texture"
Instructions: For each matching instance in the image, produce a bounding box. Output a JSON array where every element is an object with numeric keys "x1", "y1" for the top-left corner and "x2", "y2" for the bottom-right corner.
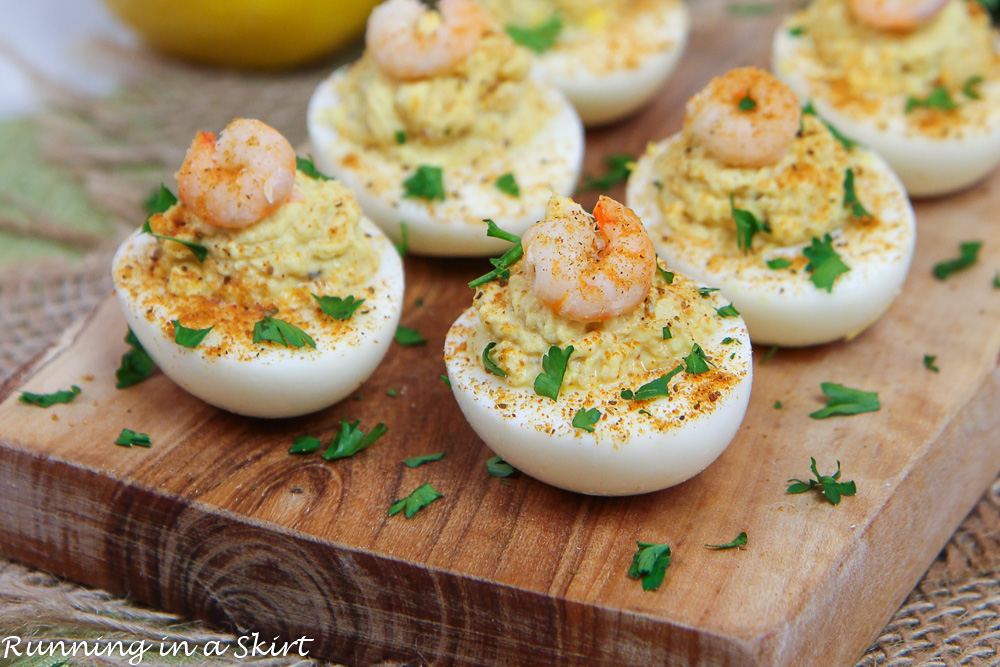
[{"x1": 2, "y1": 1, "x2": 1000, "y2": 665}]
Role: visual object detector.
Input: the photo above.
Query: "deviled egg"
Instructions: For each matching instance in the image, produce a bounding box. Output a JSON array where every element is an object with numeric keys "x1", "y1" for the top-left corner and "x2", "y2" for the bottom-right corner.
[
  {"x1": 773, "y1": 0, "x2": 1000, "y2": 196},
  {"x1": 113, "y1": 119, "x2": 404, "y2": 418},
  {"x1": 307, "y1": 0, "x2": 584, "y2": 256},
  {"x1": 627, "y1": 67, "x2": 916, "y2": 347},
  {"x1": 444, "y1": 194, "x2": 752, "y2": 496}
]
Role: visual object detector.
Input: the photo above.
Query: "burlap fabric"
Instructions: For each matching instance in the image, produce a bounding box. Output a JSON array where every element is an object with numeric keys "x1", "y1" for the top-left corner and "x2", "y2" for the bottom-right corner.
[{"x1": 1, "y1": 35, "x2": 999, "y2": 667}]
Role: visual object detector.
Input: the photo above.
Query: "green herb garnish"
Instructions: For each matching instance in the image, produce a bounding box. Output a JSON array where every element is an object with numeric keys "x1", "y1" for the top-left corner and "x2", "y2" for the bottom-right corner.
[
  {"x1": 705, "y1": 531, "x2": 748, "y2": 550},
  {"x1": 387, "y1": 388, "x2": 398, "y2": 397},
  {"x1": 621, "y1": 365, "x2": 684, "y2": 401},
  {"x1": 395, "y1": 222, "x2": 409, "y2": 256},
  {"x1": 963, "y1": 75, "x2": 984, "y2": 100},
  {"x1": 767, "y1": 258, "x2": 792, "y2": 269},
  {"x1": 143, "y1": 183, "x2": 177, "y2": 216},
  {"x1": 774, "y1": 400, "x2": 783, "y2": 409},
  {"x1": 572, "y1": 407, "x2": 602, "y2": 432},
  {"x1": 172, "y1": 320, "x2": 212, "y2": 348},
  {"x1": 323, "y1": 419, "x2": 388, "y2": 460},
  {"x1": 289, "y1": 436, "x2": 322, "y2": 454},
  {"x1": 683, "y1": 344, "x2": 712, "y2": 374},
  {"x1": 923, "y1": 354, "x2": 940, "y2": 373},
  {"x1": 787, "y1": 457, "x2": 856, "y2": 505},
  {"x1": 802, "y1": 101, "x2": 856, "y2": 150},
  {"x1": 19, "y1": 384, "x2": 81, "y2": 408},
  {"x1": 486, "y1": 455, "x2": 517, "y2": 478},
  {"x1": 581, "y1": 153, "x2": 634, "y2": 191},
  {"x1": 395, "y1": 325, "x2": 427, "y2": 346},
  {"x1": 114, "y1": 428, "x2": 151, "y2": 448},
  {"x1": 933, "y1": 241, "x2": 982, "y2": 280},
  {"x1": 388, "y1": 482, "x2": 443, "y2": 518},
  {"x1": 788, "y1": 25, "x2": 805, "y2": 36},
  {"x1": 141, "y1": 217, "x2": 208, "y2": 263},
  {"x1": 628, "y1": 541, "x2": 672, "y2": 591},
  {"x1": 482, "y1": 341, "x2": 507, "y2": 377},
  {"x1": 716, "y1": 303, "x2": 740, "y2": 318},
  {"x1": 906, "y1": 86, "x2": 959, "y2": 113},
  {"x1": 697, "y1": 287, "x2": 720, "y2": 297},
  {"x1": 533, "y1": 345, "x2": 573, "y2": 400},
  {"x1": 656, "y1": 262, "x2": 675, "y2": 285},
  {"x1": 495, "y1": 173, "x2": 520, "y2": 197},
  {"x1": 440, "y1": 374, "x2": 451, "y2": 388},
  {"x1": 809, "y1": 382, "x2": 880, "y2": 419},
  {"x1": 761, "y1": 344, "x2": 779, "y2": 364},
  {"x1": 469, "y1": 220, "x2": 523, "y2": 287},
  {"x1": 505, "y1": 16, "x2": 562, "y2": 53},
  {"x1": 738, "y1": 90, "x2": 757, "y2": 111},
  {"x1": 296, "y1": 155, "x2": 334, "y2": 180},
  {"x1": 253, "y1": 317, "x2": 316, "y2": 348},
  {"x1": 731, "y1": 195, "x2": 770, "y2": 254},
  {"x1": 843, "y1": 168, "x2": 870, "y2": 219},
  {"x1": 403, "y1": 165, "x2": 445, "y2": 201},
  {"x1": 116, "y1": 329, "x2": 155, "y2": 389},
  {"x1": 394, "y1": 130, "x2": 407, "y2": 145},
  {"x1": 313, "y1": 294, "x2": 365, "y2": 321},
  {"x1": 803, "y1": 234, "x2": 849, "y2": 292},
  {"x1": 404, "y1": 451, "x2": 445, "y2": 468},
  {"x1": 662, "y1": 325, "x2": 672, "y2": 340},
  {"x1": 722, "y1": 337, "x2": 737, "y2": 344}
]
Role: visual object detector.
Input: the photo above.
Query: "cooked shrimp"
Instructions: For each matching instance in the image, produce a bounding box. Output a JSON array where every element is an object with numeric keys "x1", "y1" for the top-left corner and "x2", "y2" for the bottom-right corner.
[
  {"x1": 522, "y1": 195, "x2": 656, "y2": 322},
  {"x1": 847, "y1": 0, "x2": 949, "y2": 31},
  {"x1": 685, "y1": 67, "x2": 801, "y2": 169},
  {"x1": 175, "y1": 118, "x2": 296, "y2": 229},
  {"x1": 366, "y1": 0, "x2": 487, "y2": 81}
]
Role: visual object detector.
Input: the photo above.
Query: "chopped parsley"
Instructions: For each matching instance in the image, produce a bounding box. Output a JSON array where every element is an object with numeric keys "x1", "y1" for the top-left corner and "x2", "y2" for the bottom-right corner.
[
  {"x1": 722, "y1": 337, "x2": 738, "y2": 345},
  {"x1": 787, "y1": 457, "x2": 856, "y2": 505},
  {"x1": 394, "y1": 130, "x2": 407, "y2": 145},
  {"x1": 395, "y1": 222, "x2": 409, "y2": 256},
  {"x1": 313, "y1": 294, "x2": 365, "y2": 321},
  {"x1": 923, "y1": 354, "x2": 940, "y2": 373},
  {"x1": 933, "y1": 241, "x2": 982, "y2": 280},
  {"x1": 628, "y1": 541, "x2": 672, "y2": 591},
  {"x1": 581, "y1": 153, "x2": 634, "y2": 191},
  {"x1": 395, "y1": 325, "x2": 427, "y2": 346},
  {"x1": 495, "y1": 173, "x2": 520, "y2": 197},
  {"x1": 620, "y1": 364, "x2": 684, "y2": 401},
  {"x1": 388, "y1": 482, "x2": 443, "y2": 518},
  {"x1": 705, "y1": 531, "x2": 748, "y2": 550},
  {"x1": 296, "y1": 155, "x2": 334, "y2": 180},
  {"x1": 656, "y1": 262, "x2": 675, "y2": 284},
  {"x1": 288, "y1": 436, "x2": 322, "y2": 454},
  {"x1": 731, "y1": 195, "x2": 770, "y2": 254},
  {"x1": 486, "y1": 455, "x2": 517, "y2": 478},
  {"x1": 323, "y1": 419, "x2": 388, "y2": 460},
  {"x1": 572, "y1": 407, "x2": 602, "y2": 432},
  {"x1": 402, "y1": 165, "x2": 445, "y2": 201},
  {"x1": 803, "y1": 234, "x2": 849, "y2": 292},
  {"x1": 387, "y1": 387, "x2": 398, "y2": 397},
  {"x1": 788, "y1": 25, "x2": 805, "y2": 36},
  {"x1": 404, "y1": 451, "x2": 445, "y2": 468},
  {"x1": 116, "y1": 329, "x2": 155, "y2": 389},
  {"x1": 469, "y1": 220, "x2": 523, "y2": 287},
  {"x1": 774, "y1": 400, "x2": 783, "y2": 409},
  {"x1": 905, "y1": 86, "x2": 959, "y2": 113},
  {"x1": 19, "y1": 384, "x2": 81, "y2": 408},
  {"x1": 683, "y1": 344, "x2": 712, "y2": 374},
  {"x1": 505, "y1": 16, "x2": 562, "y2": 53},
  {"x1": 761, "y1": 345, "x2": 779, "y2": 364},
  {"x1": 809, "y1": 382, "x2": 880, "y2": 419},
  {"x1": 767, "y1": 257, "x2": 792, "y2": 269},
  {"x1": 253, "y1": 317, "x2": 316, "y2": 348},
  {"x1": 737, "y1": 89, "x2": 757, "y2": 111},
  {"x1": 993, "y1": 272, "x2": 1000, "y2": 289},
  {"x1": 716, "y1": 303, "x2": 740, "y2": 318},
  {"x1": 533, "y1": 345, "x2": 573, "y2": 400},
  {"x1": 963, "y1": 75, "x2": 984, "y2": 100},
  {"x1": 143, "y1": 183, "x2": 177, "y2": 216},
  {"x1": 172, "y1": 320, "x2": 212, "y2": 348},
  {"x1": 802, "y1": 101, "x2": 856, "y2": 150},
  {"x1": 662, "y1": 325, "x2": 672, "y2": 340},
  {"x1": 842, "y1": 168, "x2": 870, "y2": 219},
  {"x1": 439, "y1": 374, "x2": 451, "y2": 388},
  {"x1": 482, "y1": 342, "x2": 507, "y2": 377},
  {"x1": 114, "y1": 428, "x2": 151, "y2": 448},
  {"x1": 697, "y1": 287, "x2": 720, "y2": 297},
  {"x1": 141, "y1": 217, "x2": 208, "y2": 263}
]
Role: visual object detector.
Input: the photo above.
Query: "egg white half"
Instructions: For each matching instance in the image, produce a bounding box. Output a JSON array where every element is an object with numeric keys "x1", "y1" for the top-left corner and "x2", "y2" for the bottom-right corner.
[
  {"x1": 307, "y1": 69, "x2": 584, "y2": 256},
  {"x1": 773, "y1": 24, "x2": 1000, "y2": 197},
  {"x1": 534, "y1": 0, "x2": 690, "y2": 126},
  {"x1": 444, "y1": 303, "x2": 752, "y2": 497},
  {"x1": 627, "y1": 135, "x2": 916, "y2": 347},
  {"x1": 112, "y1": 217, "x2": 404, "y2": 419}
]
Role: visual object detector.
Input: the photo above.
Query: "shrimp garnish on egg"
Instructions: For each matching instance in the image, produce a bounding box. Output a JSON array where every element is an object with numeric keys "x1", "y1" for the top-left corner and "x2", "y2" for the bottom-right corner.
[
  {"x1": 366, "y1": 0, "x2": 488, "y2": 81},
  {"x1": 685, "y1": 67, "x2": 801, "y2": 169},
  {"x1": 847, "y1": 0, "x2": 950, "y2": 31},
  {"x1": 174, "y1": 118, "x2": 297, "y2": 229},
  {"x1": 522, "y1": 195, "x2": 656, "y2": 322}
]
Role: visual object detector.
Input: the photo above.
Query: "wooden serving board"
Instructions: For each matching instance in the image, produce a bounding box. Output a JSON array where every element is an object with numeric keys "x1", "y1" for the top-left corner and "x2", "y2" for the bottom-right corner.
[{"x1": 3, "y1": 2, "x2": 1000, "y2": 665}]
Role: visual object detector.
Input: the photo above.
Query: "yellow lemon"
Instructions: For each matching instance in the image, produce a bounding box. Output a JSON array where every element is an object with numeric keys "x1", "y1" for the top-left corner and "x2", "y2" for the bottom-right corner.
[{"x1": 102, "y1": 0, "x2": 380, "y2": 69}]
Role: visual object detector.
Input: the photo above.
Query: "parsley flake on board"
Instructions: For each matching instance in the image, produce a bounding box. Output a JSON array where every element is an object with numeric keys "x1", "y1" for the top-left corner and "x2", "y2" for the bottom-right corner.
[
  {"x1": 620, "y1": 364, "x2": 684, "y2": 401},
  {"x1": 253, "y1": 317, "x2": 316, "y2": 348},
  {"x1": 628, "y1": 541, "x2": 672, "y2": 592},
  {"x1": 809, "y1": 382, "x2": 880, "y2": 419},
  {"x1": 802, "y1": 102, "x2": 856, "y2": 150},
  {"x1": 933, "y1": 241, "x2": 982, "y2": 280},
  {"x1": 761, "y1": 345, "x2": 780, "y2": 364},
  {"x1": 395, "y1": 325, "x2": 427, "y2": 346},
  {"x1": 116, "y1": 329, "x2": 155, "y2": 389},
  {"x1": 440, "y1": 374, "x2": 452, "y2": 388},
  {"x1": 388, "y1": 482, "x2": 443, "y2": 518},
  {"x1": 486, "y1": 455, "x2": 517, "y2": 478},
  {"x1": 581, "y1": 153, "x2": 634, "y2": 191},
  {"x1": 288, "y1": 436, "x2": 322, "y2": 454},
  {"x1": 114, "y1": 428, "x2": 151, "y2": 448},
  {"x1": 495, "y1": 173, "x2": 520, "y2": 197},
  {"x1": 387, "y1": 388, "x2": 398, "y2": 397},
  {"x1": 403, "y1": 165, "x2": 445, "y2": 201},
  {"x1": 572, "y1": 407, "x2": 602, "y2": 432},
  {"x1": 803, "y1": 234, "x2": 849, "y2": 292},
  {"x1": 469, "y1": 220, "x2": 524, "y2": 287},
  {"x1": 482, "y1": 342, "x2": 507, "y2": 377},
  {"x1": 313, "y1": 294, "x2": 365, "y2": 321},
  {"x1": 395, "y1": 222, "x2": 409, "y2": 257},
  {"x1": 505, "y1": 16, "x2": 562, "y2": 53},
  {"x1": 296, "y1": 155, "x2": 334, "y2": 180},
  {"x1": 323, "y1": 419, "x2": 388, "y2": 460},
  {"x1": 774, "y1": 400, "x2": 783, "y2": 409},
  {"x1": 683, "y1": 344, "x2": 712, "y2": 374},
  {"x1": 533, "y1": 345, "x2": 573, "y2": 400},
  {"x1": 787, "y1": 457, "x2": 856, "y2": 505},
  {"x1": 705, "y1": 531, "x2": 748, "y2": 550},
  {"x1": 716, "y1": 303, "x2": 740, "y2": 318},
  {"x1": 963, "y1": 75, "x2": 984, "y2": 100},
  {"x1": 738, "y1": 89, "x2": 757, "y2": 111},
  {"x1": 767, "y1": 257, "x2": 792, "y2": 269},
  {"x1": 905, "y1": 86, "x2": 959, "y2": 113},
  {"x1": 842, "y1": 168, "x2": 871, "y2": 219},
  {"x1": 172, "y1": 320, "x2": 212, "y2": 348},
  {"x1": 924, "y1": 354, "x2": 940, "y2": 373},
  {"x1": 404, "y1": 452, "x2": 445, "y2": 468},
  {"x1": 19, "y1": 384, "x2": 81, "y2": 408},
  {"x1": 731, "y1": 195, "x2": 770, "y2": 254}
]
